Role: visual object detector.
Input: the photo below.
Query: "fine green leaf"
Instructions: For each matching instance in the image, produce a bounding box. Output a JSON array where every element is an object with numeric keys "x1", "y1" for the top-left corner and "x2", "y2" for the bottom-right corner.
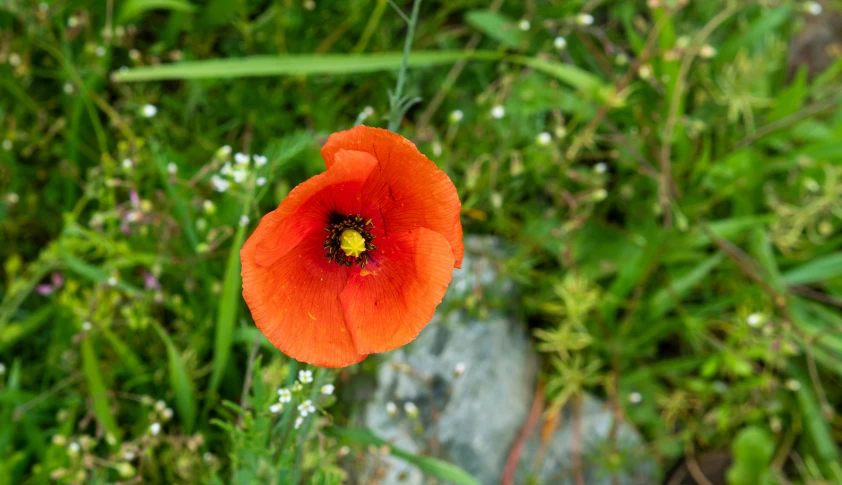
[
  {"x1": 330, "y1": 427, "x2": 481, "y2": 485},
  {"x1": 782, "y1": 253, "x2": 842, "y2": 285},
  {"x1": 153, "y1": 322, "x2": 197, "y2": 433},
  {"x1": 465, "y1": 10, "x2": 525, "y2": 49},
  {"x1": 81, "y1": 338, "x2": 121, "y2": 444},
  {"x1": 650, "y1": 254, "x2": 724, "y2": 318}
]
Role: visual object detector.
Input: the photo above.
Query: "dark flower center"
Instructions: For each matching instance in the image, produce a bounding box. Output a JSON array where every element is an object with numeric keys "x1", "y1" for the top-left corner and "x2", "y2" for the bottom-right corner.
[{"x1": 323, "y1": 214, "x2": 377, "y2": 268}]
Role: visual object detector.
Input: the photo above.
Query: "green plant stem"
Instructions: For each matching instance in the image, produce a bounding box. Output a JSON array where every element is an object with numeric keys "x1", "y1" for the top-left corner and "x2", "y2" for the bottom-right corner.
[{"x1": 387, "y1": 0, "x2": 422, "y2": 133}]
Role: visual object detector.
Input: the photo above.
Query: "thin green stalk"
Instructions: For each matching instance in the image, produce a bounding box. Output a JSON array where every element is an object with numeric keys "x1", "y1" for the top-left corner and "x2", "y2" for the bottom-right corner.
[{"x1": 387, "y1": 0, "x2": 422, "y2": 132}]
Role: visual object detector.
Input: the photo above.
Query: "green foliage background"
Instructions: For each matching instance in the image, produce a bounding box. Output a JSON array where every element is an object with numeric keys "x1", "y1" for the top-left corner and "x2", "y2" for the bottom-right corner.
[{"x1": 2, "y1": 0, "x2": 842, "y2": 483}]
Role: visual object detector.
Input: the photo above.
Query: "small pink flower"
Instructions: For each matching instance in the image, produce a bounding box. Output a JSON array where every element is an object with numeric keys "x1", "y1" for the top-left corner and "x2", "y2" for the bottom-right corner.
[
  {"x1": 37, "y1": 284, "x2": 54, "y2": 295},
  {"x1": 51, "y1": 272, "x2": 64, "y2": 288},
  {"x1": 143, "y1": 271, "x2": 161, "y2": 290},
  {"x1": 130, "y1": 190, "x2": 140, "y2": 208}
]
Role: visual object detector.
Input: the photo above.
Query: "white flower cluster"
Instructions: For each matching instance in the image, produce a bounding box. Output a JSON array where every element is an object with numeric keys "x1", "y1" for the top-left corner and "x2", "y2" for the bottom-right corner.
[
  {"x1": 210, "y1": 146, "x2": 271, "y2": 194},
  {"x1": 270, "y1": 369, "x2": 338, "y2": 430}
]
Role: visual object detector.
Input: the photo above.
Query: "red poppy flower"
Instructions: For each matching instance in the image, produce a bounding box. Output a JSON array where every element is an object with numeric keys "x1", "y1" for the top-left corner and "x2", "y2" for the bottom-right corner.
[{"x1": 241, "y1": 126, "x2": 463, "y2": 368}]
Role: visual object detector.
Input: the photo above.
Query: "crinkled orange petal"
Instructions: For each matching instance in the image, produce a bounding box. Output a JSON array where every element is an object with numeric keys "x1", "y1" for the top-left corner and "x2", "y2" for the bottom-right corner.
[
  {"x1": 254, "y1": 150, "x2": 378, "y2": 268},
  {"x1": 339, "y1": 228, "x2": 454, "y2": 355},
  {"x1": 321, "y1": 126, "x2": 464, "y2": 268},
  {"x1": 241, "y1": 230, "x2": 365, "y2": 368}
]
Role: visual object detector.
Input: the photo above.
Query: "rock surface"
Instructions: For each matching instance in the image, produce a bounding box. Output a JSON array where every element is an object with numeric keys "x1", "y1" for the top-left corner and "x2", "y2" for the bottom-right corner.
[{"x1": 360, "y1": 236, "x2": 654, "y2": 485}]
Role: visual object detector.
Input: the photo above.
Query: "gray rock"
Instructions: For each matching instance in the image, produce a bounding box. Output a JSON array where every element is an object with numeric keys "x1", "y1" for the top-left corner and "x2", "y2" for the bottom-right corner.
[{"x1": 361, "y1": 236, "x2": 654, "y2": 485}]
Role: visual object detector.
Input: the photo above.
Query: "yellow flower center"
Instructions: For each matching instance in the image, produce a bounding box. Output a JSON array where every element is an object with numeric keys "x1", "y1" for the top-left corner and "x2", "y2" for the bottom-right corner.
[{"x1": 339, "y1": 229, "x2": 367, "y2": 258}]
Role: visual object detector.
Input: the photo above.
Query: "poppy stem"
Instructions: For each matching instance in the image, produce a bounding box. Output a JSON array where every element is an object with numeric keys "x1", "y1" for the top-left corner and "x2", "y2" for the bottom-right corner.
[{"x1": 387, "y1": 0, "x2": 423, "y2": 133}]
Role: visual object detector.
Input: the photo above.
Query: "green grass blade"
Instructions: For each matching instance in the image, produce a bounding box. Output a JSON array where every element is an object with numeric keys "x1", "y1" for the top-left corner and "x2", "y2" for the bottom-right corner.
[
  {"x1": 465, "y1": 10, "x2": 525, "y2": 49},
  {"x1": 508, "y1": 55, "x2": 606, "y2": 93},
  {"x1": 650, "y1": 254, "x2": 725, "y2": 318},
  {"x1": 330, "y1": 427, "x2": 481, "y2": 485},
  {"x1": 782, "y1": 253, "x2": 842, "y2": 285},
  {"x1": 112, "y1": 51, "x2": 489, "y2": 82},
  {"x1": 153, "y1": 322, "x2": 197, "y2": 433},
  {"x1": 208, "y1": 209, "x2": 251, "y2": 394},
  {"x1": 81, "y1": 338, "x2": 121, "y2": 445},
  {"x1": 151, "y1": 143, "x2": 199, "y2": 251}
]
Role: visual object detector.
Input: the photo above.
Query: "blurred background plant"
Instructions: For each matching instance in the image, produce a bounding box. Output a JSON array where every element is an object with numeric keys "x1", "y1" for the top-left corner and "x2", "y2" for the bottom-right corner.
[{"x1": 2, "y1": 0, "x2": 842, "y2": 483}]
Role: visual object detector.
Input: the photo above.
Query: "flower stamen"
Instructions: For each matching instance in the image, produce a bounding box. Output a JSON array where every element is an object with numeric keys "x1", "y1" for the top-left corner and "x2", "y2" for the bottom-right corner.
[{"x1": 324, "y1": 214, "x2": 376, "y2": 267}]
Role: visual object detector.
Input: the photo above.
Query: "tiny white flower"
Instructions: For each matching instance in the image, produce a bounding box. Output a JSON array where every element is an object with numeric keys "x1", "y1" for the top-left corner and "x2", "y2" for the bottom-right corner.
[
  {"x1": 294, "y1": 416, "x2": 304, "y2": 429},
  {"x1": 220, "y1": 162, "x2": 233, "y2": 176},
  {"x1": 218, "y1": 145, "x2": 232, "y2": 158},
  {"x1": 107, "y1": 276, "x2": 118, "y2": 287},
  {"x1": 747, "y1": 313, "x2": 764, "y2": 327},
  {"x1": 162, "y1": 408, "x2": 174, "y2": 420},
  {"x1": 786, "y1": 379, "x2": 801, "y2": 391},
  {"x1": 167, "y1": 162, "x2": 178, "y2": 175},
  {"x1": 234, "y1": 152, "x2": 250, "y2": 165},
  {"x1": 253, "y1": 154, "x2": 267, "y2": 166},
  {"x1": 82, "y1": 321, "x2": 92, "y2": 332},
  {"x1": 8, "y1": 53, "x2": 21, "y2": 67},
  {"x1": 269, "y1": 403, "x2": 283, "y2": 414},
  {"x1": 6, "y1": 193, "x2": 19, "y2": 204},
  {"x1": 432, "y1": 141, "x2": 443, "y2": 157},
  {"x1": 449, "y1": 110, "x2": 464, "y2": 123},
  {"x1": 291, "y1": 381, "x2": 303, "y2": 392},
  {"x1": 638, "y1": 64, "x2": 653, "y2": 80},
  {"x1": 699, "y1": 45, "x2": 716, "y2": 59},
  {"x1": 52, "y1": 435, "x2": 67, "y2": 446},
  {"x1": 63, "y1": 82, "x2": 75, "y2": 94},
  {"x1": 232, "y1": 170, "x2": 248, "y2": 184},
  {"x1": 203, "y1": 452, "x2": 213, "y2": 462},
  {"x1": 594, "y1": 162, "x2": 607, "y2": 174},
  {"x1": 256, "y1": 177, "x2": 267, "y2": 187},
  {"x1": 203, "y1": 200, "x2": 216, "y2": 214},
  {"x1": 297, "y1": 399, "x2": 316, "y2": 416},
  {"x1": 95, "y1": 46, "x2": 106, "y2": 57},
  {"x1": 141, "y1": 104, "x2": 157, "y2": 118},
  {"x1": 67, "y1": 16, "x2": 79, "y2": 28},
  {"x1": 124, "y1": 451, "x2": 136, "y2": 461},
  {"x1": 386, "y1": 401, "x2": 398, "y2": 417},
  {"x1": 278, "y1": 388, "x2": 292, "y2": 403},
  {"x1": 363, "y1": 106, "x2": 375, "y2": 116},
  {"x1": 593, "y1": 188, "x2": 608, "y2": 201},
  {"x1": 68, "y1": 442, "x2": 81, "y2": 454},
  {"x1": 0, "y1": 363, "x2": 5, "y2": 375},
  {"x1": 298, "y1": 369, "x2": 313, "y2": 384},
  {"x1": 577, "y1": 13, "x2": 594, "y2": 26},
  {"x1": 806, "y1": 1, "x2": 822, "y2": 15},
  {"x1": 149, "y1": 422, "x2": 161, "y2": 436},
  {"x1": 2, "y1": 140, "x2": 12, "y2": 150},
  {"x1": 321, "y1": 384, "x2": 335, "y2": 395},
  {"x1": 491, "y1": 105, "x2": 505, "y2": 119},
  {"x1": 554, "y1": 36, "x2": 567, "y2": 50},
  {"x1": 454, "y1": 362, "x2": 467, "y2": 377},
  {"x1": 211, "y1": 175, "x2": 230, "y2": 193},
  {"x1": 155, "y1": 400, "x2": 167, "y2": 412},
  {"x1": 122, "y1": 158, "x2": 133, "y2": 169},
  {"x1": 239, "y1": 215, "x2": 250, "y2": 227},
  {"x1": 628, "y1": 391, "x2": 642, "y2": 404},
  {"x1": 518, "y1": 19, "x2": 531, "y2": 31},
  {"x1": 404, "y1": 401, "x2": 419, "y2": 418},
  {"x1": 536, "y1": 132, "x2": 552, "y2": 146}
]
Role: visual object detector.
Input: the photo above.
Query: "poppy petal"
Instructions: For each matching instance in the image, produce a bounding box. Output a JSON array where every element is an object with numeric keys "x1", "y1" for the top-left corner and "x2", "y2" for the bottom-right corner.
[
  {"x1": 321, "y1": 126, "x2": 464, "y2": 268},
  {"x1": 339, "y1": 227, "x2": 454, "y2": 354},
  {"x1": 241, "y1": 230, "x2": 365, "y2": 368},
  {"x1": 254, "y1": 149, "x2": 378, "y2": 267}
]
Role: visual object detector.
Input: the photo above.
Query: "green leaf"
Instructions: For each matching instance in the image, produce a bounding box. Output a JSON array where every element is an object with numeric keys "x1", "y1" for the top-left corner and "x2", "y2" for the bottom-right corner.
[
  {"x1": 727, "y1": 426, "x2": 775, "y2": 485},
  {"x1": 153, "y1": 322, "x2": 197, "y2": 433},
  {"x1": 650, "y1": 254, "x2": 725, "y2": 318},
  {"x1": 508, "y1": 55, "x2": 605, "y2": 93},
  {"x1": 464, "y1": 10, "x2": 525, "y2": 49},
  {"x1": 81, "y1": 338, "x2": 121, "y2": 444},
  {"x1": 789, "y1": 365, "x2": 842, "y2": 476},
  {"x1": 112, "y1": 51, "x2": 493, "y2": 82},
  {"x1": 782, "y1": 253, "x2": 842, "y2": 285},
  {"x1": 330, "y1": 427, "x2": 481, "y2": 485},
  {"x1": 118, "y1": 0, "x2": 196, "y2": 24},
  {"x1": 718, "y1": 6, "x2": 790, "y2": 61},
  {"x1": 151, "y1": 143, "x2": 199, "y2": 251}
]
